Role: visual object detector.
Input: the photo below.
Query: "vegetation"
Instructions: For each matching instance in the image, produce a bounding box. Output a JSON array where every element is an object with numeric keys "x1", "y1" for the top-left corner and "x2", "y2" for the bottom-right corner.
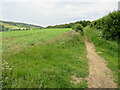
[
  {"x1": 72, "y1": 24, "x2": 83, "y2": 32},
  {"x1": 85, "y1": 26, "x2": 119, "y2": 86},
  {"x1": 1, "y1": 10, "x2": 119, "y2": 88},
  {"x1": 2, "y1": 28, "x2": 88, "y2": 88},
  {"x1": 90, "y1": 11, "x2": 120, "y2": 41},
  {"x1": 47, "y1": 20, "x2": 91, "y2": 28}
]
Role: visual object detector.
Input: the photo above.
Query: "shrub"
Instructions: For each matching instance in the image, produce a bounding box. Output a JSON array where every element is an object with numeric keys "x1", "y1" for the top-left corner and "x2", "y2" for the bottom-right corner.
[
  {"x1": 72, "y1": 24, "x2": 84, "y2": 35},
  {"x1": 72, "y1": 24, "x2": 83, "y2": 31},
  {"x1": 90, "y1": 11, "x2": 120, "y2": 41}
]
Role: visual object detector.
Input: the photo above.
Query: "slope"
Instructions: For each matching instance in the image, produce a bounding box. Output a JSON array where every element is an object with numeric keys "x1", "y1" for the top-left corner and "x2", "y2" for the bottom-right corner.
[{"x1": 0, "y1": 20, "x2": 43, "y2": 31}]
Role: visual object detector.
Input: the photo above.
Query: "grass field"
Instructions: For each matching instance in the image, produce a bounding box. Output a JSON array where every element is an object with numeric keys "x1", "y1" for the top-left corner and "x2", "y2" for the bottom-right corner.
[
  {"x1": 2, "y1": 28, "x2": 71, "y2": 51},
  {"x1": 85, "y1": 26, "x2": 119, "y2": 86},
  {"x1": 2, "y1": 28, "x2": 88, "y2": 88}
]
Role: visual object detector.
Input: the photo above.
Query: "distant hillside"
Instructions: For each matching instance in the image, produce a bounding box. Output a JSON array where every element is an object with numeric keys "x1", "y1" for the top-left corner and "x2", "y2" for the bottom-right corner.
[
  {"x1": 46, "y1": 20, "x2": 91, "y2": 28},
  {"x1": 0, "y1": 20, "x2": 43, "y2": 31}
]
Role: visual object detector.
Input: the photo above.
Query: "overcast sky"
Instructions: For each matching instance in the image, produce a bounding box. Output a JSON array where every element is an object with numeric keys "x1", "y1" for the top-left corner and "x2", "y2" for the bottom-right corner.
[{"x1": 0, "y1": 0, "x2": 119, "y2": 26}]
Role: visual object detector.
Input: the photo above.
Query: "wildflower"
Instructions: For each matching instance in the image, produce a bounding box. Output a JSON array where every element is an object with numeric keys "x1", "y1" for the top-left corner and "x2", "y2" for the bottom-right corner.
[{"x1": 5, "y1": 77, "x2": 8, "y2": 80}]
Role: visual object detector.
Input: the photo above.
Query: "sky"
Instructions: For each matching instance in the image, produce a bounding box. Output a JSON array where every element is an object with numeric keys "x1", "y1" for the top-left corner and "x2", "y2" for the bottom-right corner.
[{"x1": 0, "y1": 0, "x2": 119, "y2": 27}]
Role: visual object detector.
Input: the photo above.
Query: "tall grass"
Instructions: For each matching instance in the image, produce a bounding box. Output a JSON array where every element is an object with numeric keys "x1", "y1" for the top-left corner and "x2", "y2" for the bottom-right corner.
[{"x1": 2, "y1": 29, "x2": 88, "y2": 88}]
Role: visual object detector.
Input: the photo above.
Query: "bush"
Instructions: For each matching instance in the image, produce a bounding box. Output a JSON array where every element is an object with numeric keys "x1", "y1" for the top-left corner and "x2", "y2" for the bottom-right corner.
[
  {"x1": 72, "y1": 24, "x2": 83, "y2": 31},
  {"x1": 72, "y1": 24, "x2": 84, "y2": 35},
  {"x1": 90, "y1": 11, "x2": 120, "y2": 41}
]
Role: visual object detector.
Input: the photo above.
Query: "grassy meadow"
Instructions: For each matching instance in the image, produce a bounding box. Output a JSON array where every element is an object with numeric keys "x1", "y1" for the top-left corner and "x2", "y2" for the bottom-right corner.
[
  {"x1": 2, "y1": 28, "x2": 88, "y2": 88},
  {"x1": 85, "y1": 26, "x2": 119, "y2": 86},
  {"x1": 2, "y1": 28, "x2": 71, "y2": 51}
]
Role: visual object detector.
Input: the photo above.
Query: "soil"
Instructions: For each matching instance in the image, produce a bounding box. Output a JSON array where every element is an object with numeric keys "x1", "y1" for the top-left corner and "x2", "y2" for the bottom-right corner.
[{"x1": 71, "y1": 74, "x2": 83, "y2": 85}]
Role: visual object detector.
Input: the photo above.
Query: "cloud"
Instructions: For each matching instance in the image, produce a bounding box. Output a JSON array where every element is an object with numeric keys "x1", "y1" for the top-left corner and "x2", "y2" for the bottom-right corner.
[{"x1": 0, "y1": 0, "x2": 119, "y2": 26}]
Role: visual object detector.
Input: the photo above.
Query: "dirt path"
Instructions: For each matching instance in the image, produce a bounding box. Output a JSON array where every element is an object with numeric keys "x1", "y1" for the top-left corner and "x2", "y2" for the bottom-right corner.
[{"x1": 84, "y1": 36, "x2": 116, "y2": 88}]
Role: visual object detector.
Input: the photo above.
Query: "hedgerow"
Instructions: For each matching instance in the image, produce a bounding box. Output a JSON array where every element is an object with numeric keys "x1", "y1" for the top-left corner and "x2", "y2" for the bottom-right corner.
[{"x1": 90, "y1": 11, "x2": 120, "y2": 41}]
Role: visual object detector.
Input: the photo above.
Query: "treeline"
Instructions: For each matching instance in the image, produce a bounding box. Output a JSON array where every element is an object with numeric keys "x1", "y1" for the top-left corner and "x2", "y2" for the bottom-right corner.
[
  {"x1": 90, "y1": 11, "x2": 120, "y2": 41},
  {"x1": 46, "y1": 20, "x2": 91, "y2": 28},
  {"x1": 0, "y1": 20, "x2": 43, "y2": 29}
]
